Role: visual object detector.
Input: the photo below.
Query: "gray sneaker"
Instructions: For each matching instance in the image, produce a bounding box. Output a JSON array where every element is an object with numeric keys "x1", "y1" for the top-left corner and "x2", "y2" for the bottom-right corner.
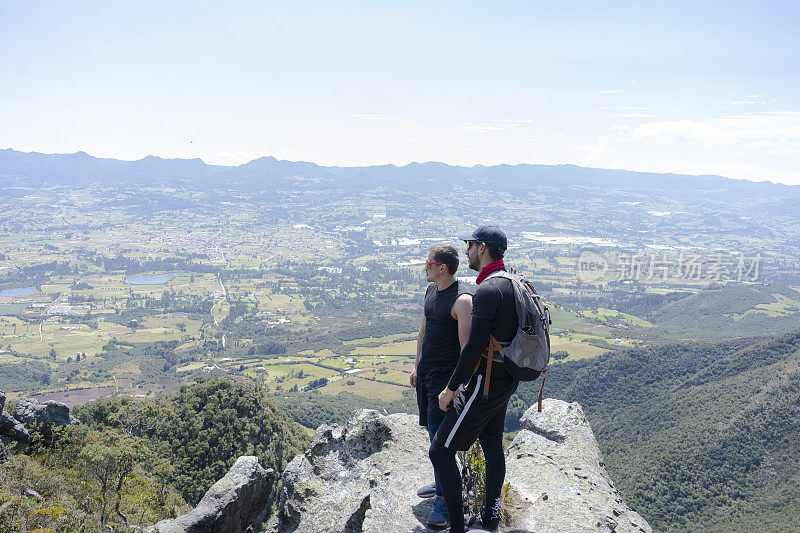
[
  {"x1": 417, "y1": 481, "x2": 436, "y2": 498},
  {"x1": 426, "y1": 496, "x2": 449, "y2": 527}
]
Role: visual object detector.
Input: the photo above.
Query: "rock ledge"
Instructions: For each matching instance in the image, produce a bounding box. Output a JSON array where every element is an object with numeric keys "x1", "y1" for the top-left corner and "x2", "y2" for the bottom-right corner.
[{"x1": 268, "y1": 400, "x2": 651, "y2": 532}]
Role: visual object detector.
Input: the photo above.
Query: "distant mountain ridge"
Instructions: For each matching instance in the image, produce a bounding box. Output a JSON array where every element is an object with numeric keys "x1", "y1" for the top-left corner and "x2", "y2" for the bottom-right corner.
[{"x1": 1, "y1": 148, "x2": 797, "y2": 200}]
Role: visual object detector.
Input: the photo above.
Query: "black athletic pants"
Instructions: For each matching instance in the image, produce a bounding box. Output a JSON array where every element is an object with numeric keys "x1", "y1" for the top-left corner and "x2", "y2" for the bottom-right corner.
[{"x1": 428, "y1": 370, "x2": 518, "y2": 532}]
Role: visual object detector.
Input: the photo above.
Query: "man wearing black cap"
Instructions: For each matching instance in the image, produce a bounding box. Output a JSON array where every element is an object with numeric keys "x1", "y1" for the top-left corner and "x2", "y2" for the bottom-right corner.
[{"x1": 429, "y1": 225, "x2": 519, "y2": 532}]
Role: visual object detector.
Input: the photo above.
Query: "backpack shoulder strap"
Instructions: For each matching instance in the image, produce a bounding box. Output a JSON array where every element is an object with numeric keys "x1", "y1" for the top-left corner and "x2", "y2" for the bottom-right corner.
[
  {"x1": 482, "y1": 335, "x2": 503, "y2": 402},
  {"x1": 470, "y1": 334, "x2": 504, "y2": 403}
]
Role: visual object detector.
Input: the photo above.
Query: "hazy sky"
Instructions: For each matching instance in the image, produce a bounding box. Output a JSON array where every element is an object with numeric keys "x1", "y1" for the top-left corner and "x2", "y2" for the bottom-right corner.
[{"x1": 2, "y1": 1, "x2": 799, "y2": 184}]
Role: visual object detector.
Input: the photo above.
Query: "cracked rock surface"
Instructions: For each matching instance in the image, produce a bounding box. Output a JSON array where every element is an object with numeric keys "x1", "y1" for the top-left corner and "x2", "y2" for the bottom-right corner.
[
  {"x1": 503, "y1": 399, "x2": 651, "y2": 533},
  {"x1": 266, "y1": 409, "x2": 435, "y2": 532},
  {"x1": 269, "y1": 402, "x2": 651, "y2": 532}
]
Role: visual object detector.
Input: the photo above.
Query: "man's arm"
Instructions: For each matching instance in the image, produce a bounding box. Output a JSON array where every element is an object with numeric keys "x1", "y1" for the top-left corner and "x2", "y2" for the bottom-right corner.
[
  {"x1": 411, "y1": 316, "x2": 426, "y2": 387},
  {"x1": 451, "y1": 293, "x2": 473, "y2": 351},
  {"x1": 438, "y1": 317, "x2": 492, "y2": 411},
  {"x1": 439, "y1": 285, "x2": 499, "y2": 411}
]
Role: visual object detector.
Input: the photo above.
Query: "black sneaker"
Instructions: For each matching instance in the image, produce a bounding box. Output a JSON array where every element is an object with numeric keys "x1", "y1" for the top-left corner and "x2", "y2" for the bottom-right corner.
[
  {"x1": 466, "y1": 512, "x2": 499, "y2": 531},
  {"x1": 438, "y1": 515, "x2": 469, "y2": 532},
  {"x1": 440, "y1": 526, "x2": 468, "y2": 533}
]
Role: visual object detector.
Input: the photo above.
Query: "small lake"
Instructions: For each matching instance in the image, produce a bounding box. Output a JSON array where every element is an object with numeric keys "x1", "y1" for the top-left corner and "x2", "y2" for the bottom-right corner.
[
  {"x1": 125, "y1": 274, "x2": 175, "y2": 285},
  {"x1": 0, "y1": 287, "x2": 36, "y2": 298},
  {"x1": 0, "y1": 303, "x2": 28, "y2": 315}
]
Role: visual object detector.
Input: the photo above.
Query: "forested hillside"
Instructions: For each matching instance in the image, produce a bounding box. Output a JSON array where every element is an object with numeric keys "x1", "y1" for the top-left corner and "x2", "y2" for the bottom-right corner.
[
  {"x1": 0, "y1": 377, "x2": 309, "y2": 530},
  {"x1": 77, "y1": 377, "x2": 309, "y2": 505},
  {"x1": 515, "y1": 329, "x2": 800, "y2": 532}
]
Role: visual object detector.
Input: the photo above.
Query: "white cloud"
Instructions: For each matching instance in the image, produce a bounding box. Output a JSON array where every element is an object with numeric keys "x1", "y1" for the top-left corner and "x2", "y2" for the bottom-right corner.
[
  {"x1": 459, "y1": 118, "x2": 542, "y2": 133},
  {"x1": 575, "y1": 111, "x2": 800, "y2": 184},
  {"x1": 624, "y1": 112, "x2": 800, "y2": 152},
  {"x1": 612, "y1": 113, "x2": 655, "y2": 118},
  {"x1": 346, "y1": 114, "x2": 389, "y2": 121},
  {"x1": 728, "y1": 94, "x2": 776, "y2": 106},
  {"x1": 462, "y1": 123, "x2": 504, "y2": 133},
  {"x1": 498, "y1": 118, "x2": 537, "y2": 125},
  {"x1": 599, "y1": 89, "x2": 620, "y2": 94},
  {"x1": 344, "y1": 114, "x2": 419, "y2": 127}
]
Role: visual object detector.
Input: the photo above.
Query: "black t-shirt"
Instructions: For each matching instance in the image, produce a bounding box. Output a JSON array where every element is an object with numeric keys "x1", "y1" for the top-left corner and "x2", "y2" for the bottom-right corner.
[
  {"x1": 447, "y1": 272, "x2": 518, "y2": 390},
  {"x1": 419, "y1": 281, "x2": 472, "y2": 370}
]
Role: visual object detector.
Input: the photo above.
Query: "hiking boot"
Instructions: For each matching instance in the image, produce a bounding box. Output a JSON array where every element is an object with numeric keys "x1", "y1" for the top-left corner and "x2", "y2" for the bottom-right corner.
[
  {"x1": 426, "y1": 496, "x2": 449, "y2": 527},
  {"x1": 417, "y1": 481, "x2": 437, "y2": 498},
  {"x1": 466, "y1": 510, "x2": 500, "y2": 531}
]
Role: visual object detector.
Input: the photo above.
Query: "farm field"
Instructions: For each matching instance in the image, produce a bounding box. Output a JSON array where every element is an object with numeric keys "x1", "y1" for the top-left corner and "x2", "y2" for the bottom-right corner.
[
  {"x1": 549, "y1": 336, "x2": 610, "y2": 361},
  {"x1": 0, "y1": 174, "x2": 797, "y2": 416}
]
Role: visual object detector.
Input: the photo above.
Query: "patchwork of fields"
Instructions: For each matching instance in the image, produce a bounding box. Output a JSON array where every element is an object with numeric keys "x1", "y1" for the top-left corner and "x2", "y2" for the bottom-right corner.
[{"x1": 2, "y1": 179, "x2": 799, "y2": 411}]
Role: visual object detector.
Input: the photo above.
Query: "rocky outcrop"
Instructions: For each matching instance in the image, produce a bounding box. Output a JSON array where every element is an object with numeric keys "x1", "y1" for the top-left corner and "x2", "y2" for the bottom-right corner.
[
  {"x1": 15, "y1": 397, "x2": 80, "y2": 439},
  {"x1": 267, "y1": 409, "x2": 433, "y2": 532},
  {"x1": 0, "y1": 391, "x2": 30, "y2": 445},
  {"x1": 503, "y1": 400, "x2": 651, "y2": 532},
  {"x1": 2, "y1": 394, "x2": 83, "y2": 456},
  {"x1": 150, "y1": 456, "x2": 274, "y2": 533},
  {"x1": 268, "y1": 402, "x2": 651, "y2": 532}
]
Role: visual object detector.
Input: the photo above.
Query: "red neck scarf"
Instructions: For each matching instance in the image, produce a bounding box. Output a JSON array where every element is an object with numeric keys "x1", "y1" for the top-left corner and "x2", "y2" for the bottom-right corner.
[{"x1": 476, "y1": 259, "x2": 505, "y2": 284}]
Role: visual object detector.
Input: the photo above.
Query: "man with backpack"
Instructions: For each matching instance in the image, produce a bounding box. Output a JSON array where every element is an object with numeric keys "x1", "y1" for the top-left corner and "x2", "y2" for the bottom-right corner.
[
  {"x1": 430, "y1": 225, "x2": 546, "y2": 532},
  {"x1": 412, "y1": 244, "x2": 473, "y2": 528}
]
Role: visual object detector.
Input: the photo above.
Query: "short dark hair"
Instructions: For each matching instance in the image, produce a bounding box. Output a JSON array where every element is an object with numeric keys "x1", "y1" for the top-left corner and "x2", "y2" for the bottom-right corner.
[
  {"x1": 429, "y1": 244, "x2": 459, "y2": 275},
  {"x1": 486, "y1": 245, "x2": 504, "y2": 261}
]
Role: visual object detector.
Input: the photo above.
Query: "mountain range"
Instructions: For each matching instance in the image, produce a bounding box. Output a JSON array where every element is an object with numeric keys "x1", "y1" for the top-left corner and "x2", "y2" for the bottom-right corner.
[{"x1": 1, "y1": 148, "x2": 798, "y2": 202}]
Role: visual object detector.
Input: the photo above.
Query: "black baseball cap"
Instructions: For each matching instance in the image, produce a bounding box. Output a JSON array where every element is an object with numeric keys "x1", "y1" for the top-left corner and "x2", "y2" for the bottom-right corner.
[{"x1": 459, "y1": 225, "x2": 507, "y2": 253}]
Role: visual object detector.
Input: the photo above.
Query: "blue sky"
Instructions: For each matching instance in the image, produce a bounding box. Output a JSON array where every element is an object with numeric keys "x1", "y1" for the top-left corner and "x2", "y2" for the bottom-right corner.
[{"x1": 2, "y1": 1, "x2": 799, "y2": 184}]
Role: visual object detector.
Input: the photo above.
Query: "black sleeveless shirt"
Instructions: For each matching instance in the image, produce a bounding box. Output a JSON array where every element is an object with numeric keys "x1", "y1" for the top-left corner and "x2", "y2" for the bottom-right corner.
[{"x1": 419, "y1": 281, "x2": 472, "y2": 370}]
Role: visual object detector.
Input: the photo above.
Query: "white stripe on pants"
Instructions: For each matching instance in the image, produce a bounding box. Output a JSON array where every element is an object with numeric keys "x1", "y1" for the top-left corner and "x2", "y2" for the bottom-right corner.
[{"x1": 444, "y1": 374, "x2": 483, "y2": 448}]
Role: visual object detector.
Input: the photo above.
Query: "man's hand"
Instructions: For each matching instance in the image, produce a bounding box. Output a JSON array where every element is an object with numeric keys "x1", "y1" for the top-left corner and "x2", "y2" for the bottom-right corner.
[
  {"x1": 410, "y1": 370, "x2": 417, "y2": 387},
  {"x1": 438, "y1": 387, "x2": 457, "y2": 412}
]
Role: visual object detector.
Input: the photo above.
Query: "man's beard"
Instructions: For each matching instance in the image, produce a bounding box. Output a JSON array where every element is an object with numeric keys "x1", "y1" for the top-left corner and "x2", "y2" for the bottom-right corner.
[{"x1": 468, "y1": 255, "x2": 480, "y2": 271}]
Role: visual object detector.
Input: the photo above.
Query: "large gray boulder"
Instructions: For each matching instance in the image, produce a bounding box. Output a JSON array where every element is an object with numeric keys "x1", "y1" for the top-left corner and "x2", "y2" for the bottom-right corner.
[
  {"x1": 269, "y1": 402, "x2": 651, "y2": 532},
  {"x1": 15, "y1": 397, "x2": 79, "y2": 439},
  {"x1": 267, "y1": 409, "x2": 435, "y2": 532},
  {"x1": 503, "y1": 399, "x2": 651, "y2": 532},
  {"x1": 150, "y1": 456, "x2": 274, "y2": 533},
  {"x1": 0, "y1": 391, "x2": 30, "y2": 445}
]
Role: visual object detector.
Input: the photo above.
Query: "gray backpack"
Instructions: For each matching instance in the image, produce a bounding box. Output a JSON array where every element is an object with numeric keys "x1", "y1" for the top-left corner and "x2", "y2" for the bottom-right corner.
[
  {"x1": 478, "y1": 270, "x2": 551, "y2": 409},
  {"x1": 489, "y1": 270, "x2": 551, "y2": 372}
]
